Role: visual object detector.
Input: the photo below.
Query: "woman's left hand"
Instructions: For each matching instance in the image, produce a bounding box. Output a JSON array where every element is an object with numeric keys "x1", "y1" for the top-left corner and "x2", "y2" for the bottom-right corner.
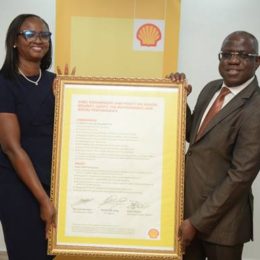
[
  {"x1": 39, "y1": 197, "x2": 56, "y2": 239},
  {"x1": 56, "y1": 64, "x2": 76, "y2": 75}
]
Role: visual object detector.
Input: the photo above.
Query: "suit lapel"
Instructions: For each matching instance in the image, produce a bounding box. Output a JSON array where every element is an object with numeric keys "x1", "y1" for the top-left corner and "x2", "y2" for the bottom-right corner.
[
  {"x1": 190, "y1": 83, "x2": 222, "y2": 144},
  {"x1": 195, "y1": 97, "x2": 246, "y2": 141},
  {"x1": 192, "y1": 78, "x2": 259, "y2": 143}
]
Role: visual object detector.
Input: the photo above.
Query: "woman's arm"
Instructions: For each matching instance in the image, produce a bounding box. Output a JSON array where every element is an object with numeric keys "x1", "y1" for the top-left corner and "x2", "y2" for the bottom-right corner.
[{"x1": 0, "y1": 112, "x2": 55, "y2": 238}]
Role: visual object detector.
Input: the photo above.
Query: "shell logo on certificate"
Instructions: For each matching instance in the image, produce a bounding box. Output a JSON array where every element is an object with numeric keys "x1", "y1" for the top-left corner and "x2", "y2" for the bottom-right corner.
[{"x1": 48, "y1": 76, "x2": 186, "y2": 259}]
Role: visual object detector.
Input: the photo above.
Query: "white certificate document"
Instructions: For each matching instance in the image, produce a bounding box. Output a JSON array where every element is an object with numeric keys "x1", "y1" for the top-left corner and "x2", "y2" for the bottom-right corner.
[
  {"x1": 65, "y1": 85, "x2": 164, "y2": 243},
  {"x1": 50, "y1": 77, "x2": 186, "y2": 259}
]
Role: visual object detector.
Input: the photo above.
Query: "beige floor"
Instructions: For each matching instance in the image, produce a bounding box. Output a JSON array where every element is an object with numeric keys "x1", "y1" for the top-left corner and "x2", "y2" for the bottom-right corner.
[{"x1": 0, "y1": 252, "x2": 8, "y2": 260}]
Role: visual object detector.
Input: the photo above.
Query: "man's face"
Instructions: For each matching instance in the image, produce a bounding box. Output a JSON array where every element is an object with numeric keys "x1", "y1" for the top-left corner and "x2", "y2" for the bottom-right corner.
[{"x1": 219, "y1": 34, "x2": 260, "y2": 87}]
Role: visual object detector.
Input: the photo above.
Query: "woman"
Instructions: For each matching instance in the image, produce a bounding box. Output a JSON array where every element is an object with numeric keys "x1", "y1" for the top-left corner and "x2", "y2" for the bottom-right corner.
[{"x1": 0, "y1": 14, "x2": 55, "y2": 260}]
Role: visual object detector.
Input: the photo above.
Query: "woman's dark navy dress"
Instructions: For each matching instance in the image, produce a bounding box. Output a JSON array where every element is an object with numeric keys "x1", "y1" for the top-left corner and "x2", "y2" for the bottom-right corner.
[{"x1": 0, "y1": 71, "x2": 55, "y2": 260}]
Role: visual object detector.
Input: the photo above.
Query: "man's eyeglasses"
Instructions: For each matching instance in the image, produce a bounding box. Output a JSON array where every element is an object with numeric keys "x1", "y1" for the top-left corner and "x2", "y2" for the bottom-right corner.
[
  {"x1": 18, "y1": 30, "x2": 52, "y2": 43},
  {"x1": 218, "y1": 51, "x2": 258, "y2": 61}
]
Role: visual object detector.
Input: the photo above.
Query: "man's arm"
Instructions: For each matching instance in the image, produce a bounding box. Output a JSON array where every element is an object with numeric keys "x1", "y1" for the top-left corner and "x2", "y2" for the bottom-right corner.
[{"x1": 190, "y1": 99, "x2": 260, "y2": 234}]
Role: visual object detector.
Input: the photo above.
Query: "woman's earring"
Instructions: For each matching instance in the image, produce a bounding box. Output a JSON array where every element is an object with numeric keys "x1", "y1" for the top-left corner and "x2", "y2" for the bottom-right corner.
[{"x1": 13, "y1": 45, "x2": 16, "y2": 48}]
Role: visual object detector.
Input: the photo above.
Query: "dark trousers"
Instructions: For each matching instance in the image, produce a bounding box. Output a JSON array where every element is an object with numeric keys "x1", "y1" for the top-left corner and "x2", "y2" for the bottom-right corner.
[
  {"x1": 0, "y1": 177, "x2": 54, "y2": 260},
  {"x1": 183, "y1": 237, "x2": 243, "y2": 260}
]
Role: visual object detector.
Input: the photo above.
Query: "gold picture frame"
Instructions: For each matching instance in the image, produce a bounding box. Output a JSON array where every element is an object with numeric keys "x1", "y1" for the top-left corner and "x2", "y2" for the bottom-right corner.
[{"x1": 48, "y1": 76, "x2": 187, "y2": 259}]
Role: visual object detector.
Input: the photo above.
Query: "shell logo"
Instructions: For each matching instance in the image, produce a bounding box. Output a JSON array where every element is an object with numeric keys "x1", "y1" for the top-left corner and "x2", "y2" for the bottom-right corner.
[
  {"x1": 136, "y1": 23, "x2": 162, "y2": 47},
  {"x1": 148, "y1": 228, "x2": 159, "y2": 239}
]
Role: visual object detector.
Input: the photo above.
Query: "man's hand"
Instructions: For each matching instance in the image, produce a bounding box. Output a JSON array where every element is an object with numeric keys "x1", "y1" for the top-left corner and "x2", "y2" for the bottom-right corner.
[
  {"x1": 166, "y1": 72, "x2": 192, "y2": 96},
  {"x1": 178, "y1": 219, "x2": 197, "y2": 252},
  {"x1": 166, "y1": 72, "x2": 186, "y2": 84}
]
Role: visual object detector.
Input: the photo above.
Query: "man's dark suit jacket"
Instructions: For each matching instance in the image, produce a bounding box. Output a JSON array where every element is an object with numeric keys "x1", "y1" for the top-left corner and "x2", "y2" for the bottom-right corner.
[{"x1": 185, "y1": 77, "x2": 260, "y2": 246}]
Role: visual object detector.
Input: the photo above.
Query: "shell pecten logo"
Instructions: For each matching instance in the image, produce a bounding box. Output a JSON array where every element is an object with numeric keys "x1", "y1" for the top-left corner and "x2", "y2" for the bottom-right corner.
[
  {"x1": 136, "y1": 23, "x2": 162, "y2": 47},
  {"x1": 148, "y1": 228, "x2": 160, "y2": 239}
]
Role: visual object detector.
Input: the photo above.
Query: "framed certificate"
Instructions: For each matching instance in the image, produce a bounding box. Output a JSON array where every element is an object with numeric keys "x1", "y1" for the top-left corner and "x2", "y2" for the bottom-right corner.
[{"x1": 48, "y1": 76, "x2": 187, "y2": 259}]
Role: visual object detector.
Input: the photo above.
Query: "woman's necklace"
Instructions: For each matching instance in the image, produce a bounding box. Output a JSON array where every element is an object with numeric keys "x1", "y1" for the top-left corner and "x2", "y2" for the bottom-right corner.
[{"x1": 18, "y1": 67, "x2": 42, "y2": 86}]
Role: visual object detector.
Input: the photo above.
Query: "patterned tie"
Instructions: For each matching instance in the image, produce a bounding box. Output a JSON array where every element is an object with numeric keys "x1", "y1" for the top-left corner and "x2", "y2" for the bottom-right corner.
[{"x1": 196, "y1": 87, "x2": 231, "y2": 140}]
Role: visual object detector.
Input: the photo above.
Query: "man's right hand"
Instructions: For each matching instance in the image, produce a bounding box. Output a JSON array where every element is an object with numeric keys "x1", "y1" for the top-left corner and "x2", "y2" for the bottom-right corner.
[
  {"x1": 166, "y1": 72, "x2": 192, "y2": 96},
  {"x1": 167, "y1": 72, "x2": 186, "y2": 83},
  {"x1": 178, "y1": 218, "x2": 197, "y2": 252}
]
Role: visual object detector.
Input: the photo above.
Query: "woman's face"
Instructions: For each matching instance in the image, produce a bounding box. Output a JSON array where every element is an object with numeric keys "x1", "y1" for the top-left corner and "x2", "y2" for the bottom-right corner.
[{"x1": 15, "y1": 17, "x2": 50, "y2": 65}]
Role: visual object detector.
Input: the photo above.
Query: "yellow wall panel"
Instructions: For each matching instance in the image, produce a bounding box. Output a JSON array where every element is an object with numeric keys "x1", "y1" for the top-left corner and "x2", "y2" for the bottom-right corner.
[
  {"x1": 55, "y1": 0, "x2": 180, "y2": 78},
  {"x1": 71, "y1": 17, "x2": 163, "y2": 77},
  {"x1": 64, "y1": 0, "x2": 134, "y2": 18},
  {"x1": 134, "y1": 0, "x2": 166, "y2": 19}
]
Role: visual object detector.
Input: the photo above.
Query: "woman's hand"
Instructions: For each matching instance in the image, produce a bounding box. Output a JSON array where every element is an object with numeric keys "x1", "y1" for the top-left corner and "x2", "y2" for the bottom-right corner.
[
  {"x1": 39, "y1": 197, "x2": 56, "y2": 239},
  {"x1": 53, "y1": 64, "x2": 76, "y2": 95},
  {"x1": 56, "y1": 64, "x2": 76, "y2": 75}
]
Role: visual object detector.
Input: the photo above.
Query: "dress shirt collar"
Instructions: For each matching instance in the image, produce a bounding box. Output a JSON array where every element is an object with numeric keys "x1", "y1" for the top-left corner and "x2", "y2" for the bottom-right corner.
[{"x1": 221, "y1": 76, "x2": 255, "y2": 96}]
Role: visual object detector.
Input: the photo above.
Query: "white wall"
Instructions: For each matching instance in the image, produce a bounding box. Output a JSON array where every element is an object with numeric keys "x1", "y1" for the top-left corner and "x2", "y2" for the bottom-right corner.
[{"x1": 0, "y1": 1, "x2": 260, "y2": 259}]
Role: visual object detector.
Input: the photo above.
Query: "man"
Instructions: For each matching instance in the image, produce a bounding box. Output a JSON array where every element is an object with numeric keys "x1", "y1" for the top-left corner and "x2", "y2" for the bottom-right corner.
[{"x1": 173, "y1": 31, "x2": 260, "y2": 259}]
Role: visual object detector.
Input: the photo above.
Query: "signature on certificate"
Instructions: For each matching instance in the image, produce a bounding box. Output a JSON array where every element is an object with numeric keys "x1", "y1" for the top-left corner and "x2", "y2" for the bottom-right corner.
[
  {"x1": 99, "y1": 195, "x2": 128, "y2": 209},
  {"x1": 71, "y1": 198, "x2": 94, "y2": 209},
  {"x1": 127, "y1": 200, "x2": 149, "y2": 210},
  {"x1": 99, "y1": 195, "x2": 149, "y2": 210}
]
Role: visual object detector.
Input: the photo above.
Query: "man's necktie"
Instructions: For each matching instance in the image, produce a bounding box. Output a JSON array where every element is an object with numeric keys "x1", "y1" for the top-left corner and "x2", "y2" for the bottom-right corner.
[{"x1": 196, "y1": 87, "x2": 231, "y2": 140}]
